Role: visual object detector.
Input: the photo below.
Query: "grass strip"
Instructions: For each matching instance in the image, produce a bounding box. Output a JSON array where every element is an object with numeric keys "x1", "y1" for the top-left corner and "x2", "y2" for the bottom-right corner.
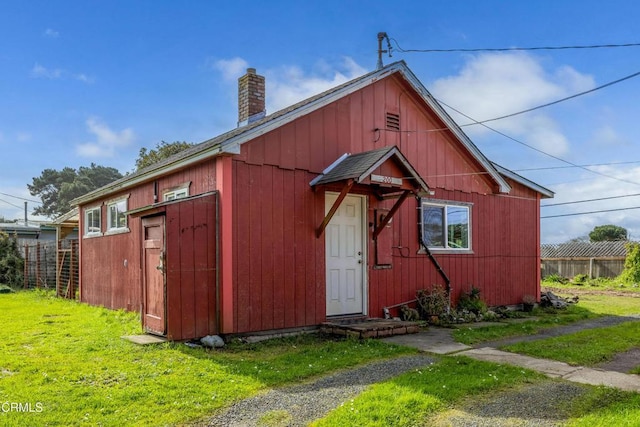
[
  {"x1": 311, "y1": 357, "x2": 544, "y2": 427},
  {"x1": 453, "y1": 304, "x2": 596, "y2": 345},
  {"x1": 501, "y1": 320, "x2": 640, "y2": 366}
]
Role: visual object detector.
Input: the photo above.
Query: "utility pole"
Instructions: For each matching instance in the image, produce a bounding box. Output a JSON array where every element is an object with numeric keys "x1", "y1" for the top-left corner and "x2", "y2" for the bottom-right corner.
[{"x1": 376, "y1": 32, "x2": 392, "y2": 69}]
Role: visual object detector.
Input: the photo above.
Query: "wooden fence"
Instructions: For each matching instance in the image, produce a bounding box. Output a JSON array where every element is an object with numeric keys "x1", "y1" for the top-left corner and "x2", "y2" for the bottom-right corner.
[
  {"x1": 22, "y1": 240, "x2": 78, "y2": 299},
  {"x1": 541, "y1": 257, "x2": 625, "y2": 279}
]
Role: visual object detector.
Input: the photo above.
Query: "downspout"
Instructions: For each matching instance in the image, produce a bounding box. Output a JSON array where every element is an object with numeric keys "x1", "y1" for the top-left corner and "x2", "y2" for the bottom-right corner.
[{"x1": 418, "y1": 198, "x2": 452, "y2": 310}]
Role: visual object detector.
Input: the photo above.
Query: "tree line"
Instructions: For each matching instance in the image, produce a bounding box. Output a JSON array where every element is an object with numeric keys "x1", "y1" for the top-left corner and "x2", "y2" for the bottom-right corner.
[{"x1": 27, "y1": 141, "x2": 193, "y2": 219}]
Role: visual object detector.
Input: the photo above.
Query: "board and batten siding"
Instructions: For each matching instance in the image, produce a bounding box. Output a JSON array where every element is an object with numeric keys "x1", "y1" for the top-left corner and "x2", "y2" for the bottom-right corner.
[
  {"x1": 80, "y1": 160, "x2": 217, "y2": 311},
  {"x1": 227, "y1": 76, "x2": 542, "y2": 332}
]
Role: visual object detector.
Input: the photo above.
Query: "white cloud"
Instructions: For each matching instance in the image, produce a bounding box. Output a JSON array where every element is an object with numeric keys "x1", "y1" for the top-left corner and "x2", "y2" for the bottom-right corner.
[
  {"x1": 43, "y1": 28, "x2": 59, "y2": 38},
  {"x1": 213, "y1": 57, "x2": 249, "y2": 81},
  {"x1": 212, "y1": 56, "x2": 368, "y2": 114},
  {"x1": 591, "y1": 125, "x2": 627, "y2": 147},
  {"x1": 542, "y1": 165, "x2": 640, "y2": 242},
  {"x1": 30, "y1": 63, "x2": 93, "y2": 84},
  {"x1": 76, "y1": 117, "x2": 135, "y2": 158},
  {"x1": 266, "y1": 57, "x2": 367, "y2": 112},
  {"x1": 31, "y1": 63, "x2": 63, "y2": 79},
  {"x1": 430, "y1": 52, "x2": 595, "y2": 157}
]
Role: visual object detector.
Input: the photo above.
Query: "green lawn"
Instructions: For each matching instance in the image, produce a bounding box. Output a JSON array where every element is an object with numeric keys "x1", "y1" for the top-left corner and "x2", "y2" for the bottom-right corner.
[
  {"x1": 3, "y1": 289, "x2": 640, "y2": 426},
  {"x1": 0, "y1": 291, "x2": 414, "y2": 426}
]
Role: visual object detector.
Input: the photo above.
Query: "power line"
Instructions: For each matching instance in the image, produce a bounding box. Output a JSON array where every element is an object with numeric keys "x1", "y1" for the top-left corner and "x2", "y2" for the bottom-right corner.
[
  {"x1": 458, "y1": 69, "x2": 640, "y2": 126},
  {"x1": 390, "y1": 38, "x2": 640, "y2": 53},
  {"x1": 0, "y1": 198, "x2": 23, "y2": 210},
  {"x1": 515, "y1": 160, "x2": 640, "y2": 172},
  {"x1": 542, "y1": 192, "x2": 640, "y2": 207},
  {"x1": 0, "y1": 192, "x2": 40, "y2": 204},
  {"x1": 436, "y1": 99, "x2": 640, "y2": 188},
  {"x1": 542, "y1": 206, "x2": 640, "y2": 218}
]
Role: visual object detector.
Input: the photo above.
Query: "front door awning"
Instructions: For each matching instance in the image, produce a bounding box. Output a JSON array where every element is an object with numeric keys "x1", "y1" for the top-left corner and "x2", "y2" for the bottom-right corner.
[{"x1": 311, "y1": 145, "x2": 430, "y2": 238}]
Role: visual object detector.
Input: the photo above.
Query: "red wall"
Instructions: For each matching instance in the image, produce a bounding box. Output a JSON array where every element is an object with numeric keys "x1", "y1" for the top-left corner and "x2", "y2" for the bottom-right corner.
[
  {"x1": 80, "y1": 160, "x2": 217, "y2": 311},
  {"x1": 228, "y1": 74, "x2": 542, "y2": 331}
]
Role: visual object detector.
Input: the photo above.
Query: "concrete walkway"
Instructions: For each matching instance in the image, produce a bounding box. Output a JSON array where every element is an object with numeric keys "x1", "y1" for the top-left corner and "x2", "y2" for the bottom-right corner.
[{"x1": 383, "y1": 320, "x2": 640, "y2": 392}]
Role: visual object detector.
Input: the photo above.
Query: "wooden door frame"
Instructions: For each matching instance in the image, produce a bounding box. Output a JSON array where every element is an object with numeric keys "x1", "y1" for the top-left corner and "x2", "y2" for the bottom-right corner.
[
  {"x1": 325, "y1": 191, "x2": 368, "y2": 316},
  {"x1": 141, "y1": 214, "x2": 167, "y2": 335}
]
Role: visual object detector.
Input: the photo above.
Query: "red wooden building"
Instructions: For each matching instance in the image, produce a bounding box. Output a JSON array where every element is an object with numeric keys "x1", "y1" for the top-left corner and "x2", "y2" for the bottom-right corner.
[{"x1": 72, "y1": 61, "x2": 553, "y2": 340}]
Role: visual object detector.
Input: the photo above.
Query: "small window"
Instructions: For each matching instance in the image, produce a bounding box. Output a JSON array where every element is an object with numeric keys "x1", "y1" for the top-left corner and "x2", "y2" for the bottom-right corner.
[
  {"x1": 163, "y1": 186, "x2": 189, "y2": 201},
  {"x1": 107, "y1": 198, "x2": 128, "y2": 231},
  {"x1": 84, "y1": 206, "x2": 102, "y2": 236},
  {"x1": 421, "y1": 200, "x2": 471, "y2": 251}
]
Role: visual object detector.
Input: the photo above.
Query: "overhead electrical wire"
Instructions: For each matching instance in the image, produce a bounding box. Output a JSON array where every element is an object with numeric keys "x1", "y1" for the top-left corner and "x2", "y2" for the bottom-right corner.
[
  {"x1": 542, "y1": 206, "x2": 640, "y2": 219},
  {"x1": 0, "y1": 198, "x2": 23, "y2": 210},
  {"x1": 435, "y1": 99, "x2": 640, "y2": 188},
  {"x1": 515, "y1": 160, "x2": 640, "y2": 172},
  {"x1": 458, "y1": 69, "x2": 640, "y2": 126},
  {"x1": 390, "y1": 38, "x2": 640, "y2": 53},
  {"x1": 542, "y1": 192, "x2": 640, "y2": 207},
  {"x1": 0, "y1": 191, "x2": 40, "y2": 204}
]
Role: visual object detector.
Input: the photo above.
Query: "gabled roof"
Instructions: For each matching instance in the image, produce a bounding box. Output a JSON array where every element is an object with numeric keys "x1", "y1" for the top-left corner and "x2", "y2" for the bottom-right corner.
[
  {"x1": 492, "y1": 163, "x2": 554, "y2": 199},
  {"x1": 541, "y1": 240, "x2": 630, "y2": 258},
  {"x1": 72, "y1": 61, "x2": 515, "y2": 205},
  {"x1": 309, "y1": 145, "x2": 429, "y2": 193}
]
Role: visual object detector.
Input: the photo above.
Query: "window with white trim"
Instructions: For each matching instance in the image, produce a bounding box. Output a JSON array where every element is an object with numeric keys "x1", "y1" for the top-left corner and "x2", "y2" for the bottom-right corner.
[
  {"x1": 84, "y1": 206, "x2": 102, "y2": 236},
  {"x1": 107, "y1": 198, "x2": 128, "y2": 231},
  {"x1": 163, "y1": 186, "x2": 189, "y2": 201},
  {"x1": 421, "y1": 200, "x2": 471, "y2": 251}
]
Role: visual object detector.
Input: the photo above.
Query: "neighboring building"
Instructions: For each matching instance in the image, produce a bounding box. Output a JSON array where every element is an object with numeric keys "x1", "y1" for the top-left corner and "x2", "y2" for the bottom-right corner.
[
  {"x1": 71, "y1": 61, "x2": 553, "y2": 340},
  {"x1": 541, "y1": 240, "x2": 630, "y2": 279}
]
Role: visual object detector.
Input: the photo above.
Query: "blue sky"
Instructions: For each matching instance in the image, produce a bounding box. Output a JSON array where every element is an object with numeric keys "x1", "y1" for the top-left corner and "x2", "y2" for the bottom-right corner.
[{"x1": 2, "y1": 1, "x2": 640, "y2": 243}]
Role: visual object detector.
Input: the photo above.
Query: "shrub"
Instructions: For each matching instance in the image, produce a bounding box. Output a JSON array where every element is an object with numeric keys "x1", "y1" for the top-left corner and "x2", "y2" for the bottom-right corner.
[
  {"x1": 620, "y1": 242, "x2": 640, "y2": 284},
  {"x1": 542, "y1": 274, "x2": 568, "y2": 284},
  {"x1": 457, "y1": 285, "x2": 487, "y2": 315},
  {"x1": 416, "y1": 285, "x2": 449, "y2": 319},
  {"x1": 572, "y1": 274, "x2": 589, "y2": 285},
  {"x1": 0, "y1": 231, "x2": 23, "y2": 288}
]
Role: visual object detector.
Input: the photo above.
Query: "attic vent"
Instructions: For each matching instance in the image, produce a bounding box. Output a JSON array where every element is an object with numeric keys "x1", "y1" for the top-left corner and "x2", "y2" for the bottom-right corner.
[{"x1": 386, "y1": 112, "x2": 400, "y2": 130}]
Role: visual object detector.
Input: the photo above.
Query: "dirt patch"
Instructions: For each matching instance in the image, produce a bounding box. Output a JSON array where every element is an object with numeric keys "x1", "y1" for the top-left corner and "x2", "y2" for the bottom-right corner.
[{"x1": 543, "y1": 286, "x2": 640, "y2": 298}]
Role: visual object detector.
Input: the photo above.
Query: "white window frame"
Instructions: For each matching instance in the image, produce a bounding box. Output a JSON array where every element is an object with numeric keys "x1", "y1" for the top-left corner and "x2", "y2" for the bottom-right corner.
[
  {"x1": 83, "y1": 205, "x2": 102, "y2": 237},
  {"x1": 163, "y1": 183, "x2": 190, "y2": 202},
  {"x1": 420, "y1": 199, "x2": 472, "y2": 253},
  {"x1": 106, "y1": 197, "x2": 129, "y2": 234}
]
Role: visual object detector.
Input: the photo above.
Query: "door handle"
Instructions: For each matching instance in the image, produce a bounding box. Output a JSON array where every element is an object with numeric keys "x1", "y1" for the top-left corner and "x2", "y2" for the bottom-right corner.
[{"x1": 156, "y1": 251, "x2": 166, "y2": 273}]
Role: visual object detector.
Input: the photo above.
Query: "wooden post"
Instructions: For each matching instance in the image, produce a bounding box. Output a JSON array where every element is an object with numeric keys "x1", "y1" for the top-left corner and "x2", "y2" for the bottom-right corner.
[
  {"x1": 36, "y1": 242, "x2": 41, "y2": 289},
  {"x1": 23, "y1": 244, "x2": 28, "y2": 289}
]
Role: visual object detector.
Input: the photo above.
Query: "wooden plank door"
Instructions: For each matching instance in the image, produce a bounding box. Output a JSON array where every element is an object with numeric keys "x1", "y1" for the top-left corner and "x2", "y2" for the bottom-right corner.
[
  {"x1": 142, "y1": 216, "x2": 166, "y2": 335},
  {"x1": 325, "y1": 193, "x2": 365, "y2": 316}
]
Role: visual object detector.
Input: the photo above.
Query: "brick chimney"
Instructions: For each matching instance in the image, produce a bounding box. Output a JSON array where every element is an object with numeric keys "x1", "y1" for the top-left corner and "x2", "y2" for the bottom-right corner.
[{"x1": 238, "y1": 68, "x2": 266, "y2": 126}]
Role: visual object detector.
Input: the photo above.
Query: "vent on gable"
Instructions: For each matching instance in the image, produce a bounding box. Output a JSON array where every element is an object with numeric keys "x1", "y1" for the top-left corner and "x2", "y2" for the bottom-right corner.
[{"x1": 386, "y1": 112, "x2": 400, "y2": 131}]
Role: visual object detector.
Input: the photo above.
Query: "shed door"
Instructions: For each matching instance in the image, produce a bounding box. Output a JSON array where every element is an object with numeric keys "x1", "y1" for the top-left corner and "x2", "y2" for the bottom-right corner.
[
  {"x1": 142, "y1": 216, "x2": 166, "y2": 335},
  {"x1": 326, "y1": 193, "x2": 365, "y2": 316}
]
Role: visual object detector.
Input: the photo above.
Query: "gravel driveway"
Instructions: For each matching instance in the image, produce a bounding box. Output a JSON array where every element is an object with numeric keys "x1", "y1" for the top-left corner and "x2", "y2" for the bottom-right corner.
[
  {"x1": 201, "y1": 315, "x2": 640, "y2": 426},
  {"x1": 204, "y1": 354, "x2": 435, "y2": 426}
]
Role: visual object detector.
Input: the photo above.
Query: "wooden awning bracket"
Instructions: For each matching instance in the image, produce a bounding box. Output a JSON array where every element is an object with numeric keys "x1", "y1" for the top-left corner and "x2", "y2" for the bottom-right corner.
[
  {"x1": 316, "y1": 179, "x2": 355, "y2": 238},
  {"x1": 372, "y1": 190, "x2": 412, "y2": 240}
]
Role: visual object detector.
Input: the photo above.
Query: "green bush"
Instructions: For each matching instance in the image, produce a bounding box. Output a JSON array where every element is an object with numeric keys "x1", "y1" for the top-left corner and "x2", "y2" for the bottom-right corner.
[
  {"x1": 0, "y1": 231, "x2": 23, "y2": 288},
  {"x1": 572, "y1": 274, "x2": 589, "y2": 285},
  {"x1": 457, "y1": 285, "x2": 487, "y2": 315},
  {"x1": 542, "y1": 274, "x2": 568, "y2": 284},
  {"x1": 620, "y1": 242, "x2": 640, "y2": 284}
]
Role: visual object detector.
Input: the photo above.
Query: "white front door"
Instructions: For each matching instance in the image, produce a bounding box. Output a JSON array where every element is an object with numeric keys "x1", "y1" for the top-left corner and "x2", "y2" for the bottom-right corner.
[{"x1": 325, "y1": 193, "x2": 365, "y2": 316}]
